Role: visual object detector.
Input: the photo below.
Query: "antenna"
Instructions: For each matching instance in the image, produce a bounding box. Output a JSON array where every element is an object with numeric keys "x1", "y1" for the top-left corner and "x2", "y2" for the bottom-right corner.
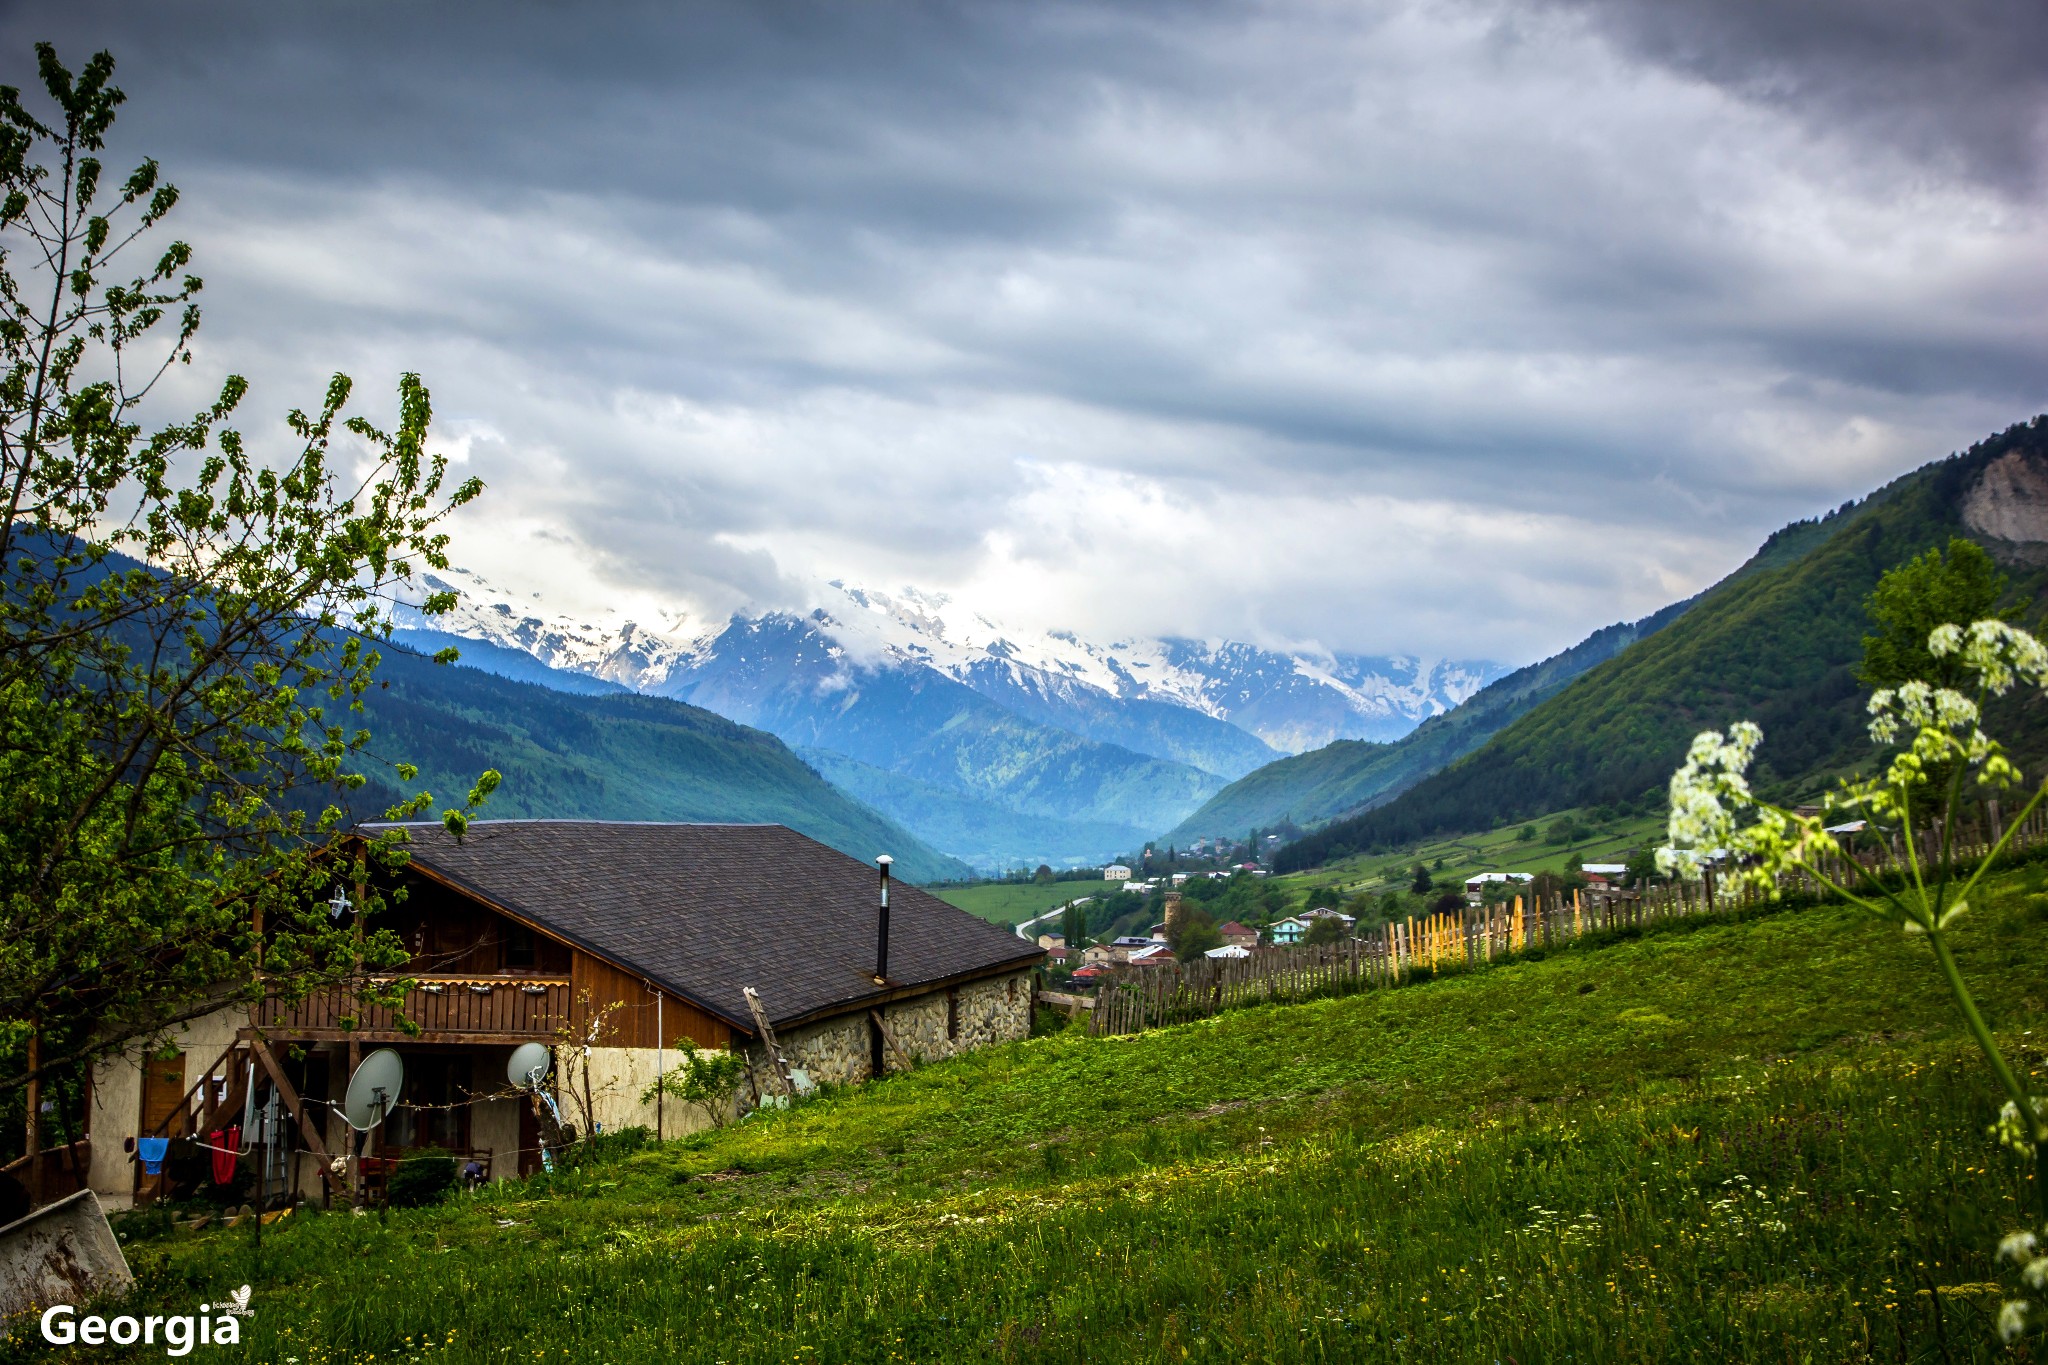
[
  {"x1": 506, "y1": 1042, "x2": 552, "y2": 1091},
  {"x1": 507, "y1": 1043, "x2": 569, "y2": 1173},
  {"x1": 342, "y1": 1048, "x2": 405, "y2": 1130}
]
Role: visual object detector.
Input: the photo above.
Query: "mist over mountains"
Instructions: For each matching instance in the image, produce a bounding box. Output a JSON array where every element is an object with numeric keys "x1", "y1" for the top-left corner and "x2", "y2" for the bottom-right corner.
[{"x1": 394, "y1": 574, "x2": 1503, "y2": 870}]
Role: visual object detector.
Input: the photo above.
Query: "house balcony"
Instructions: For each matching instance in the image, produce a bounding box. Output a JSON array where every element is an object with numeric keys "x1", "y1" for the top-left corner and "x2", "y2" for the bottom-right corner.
[{"x1": 254, "y1": 975, "x2": 572, "y2": 1043}]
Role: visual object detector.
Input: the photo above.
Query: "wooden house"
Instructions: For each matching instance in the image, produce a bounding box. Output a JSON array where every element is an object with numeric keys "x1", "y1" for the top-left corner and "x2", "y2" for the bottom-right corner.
[{"x1": 85, "y1": 821, "x2": 1043, "y2": 1209}]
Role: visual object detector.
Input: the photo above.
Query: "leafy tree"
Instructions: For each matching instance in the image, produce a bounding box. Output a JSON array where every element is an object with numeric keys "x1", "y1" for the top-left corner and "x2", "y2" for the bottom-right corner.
[
  {"x1": 1168, "y1": 908, "x2": 1222, "y2": 961},
  {"x1": 1860, "y1": 538, "x2": 2010, "y2": 690},
  {"x1": 642, "y1": 1039, "x2": 748, "y2": 1128},
  {"x1": 1032, "y1": 864, "x2": 1054, "y2": 884},
  {"x1": 1059, "y1": 900, "x2": 1088, "y2": 948},
  {"x1": 1303, "y1": 914, "x2": 1347, "y2": 946},
  {"x1": 1517, "y1": 824, "x2": 1537, "y2": 842},
  {"x1": 1623, "y1": 847, "x2": 1659, "y2": 887},
  {"x1": 0, "y1": 46, "x2": 495, "y2": 1110},
  {"x1": 1410, "y1": 863, "x2": 1432, "y2": 894}
]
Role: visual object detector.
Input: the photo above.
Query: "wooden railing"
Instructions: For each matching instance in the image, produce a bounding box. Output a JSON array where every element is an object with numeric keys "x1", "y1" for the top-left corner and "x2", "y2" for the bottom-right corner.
[{"x1": 257, "y1": 976, "x2": 571, "y2": 1040}]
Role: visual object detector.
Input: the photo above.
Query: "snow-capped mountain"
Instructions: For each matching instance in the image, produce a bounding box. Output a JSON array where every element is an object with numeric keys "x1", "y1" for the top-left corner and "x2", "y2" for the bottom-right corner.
[
  {"x1": 391, "y1": 570, "x2": 1504, "y2": 871},
  {"x1": 397, "y1": 571, "x2": 1502, "y2": 755}
]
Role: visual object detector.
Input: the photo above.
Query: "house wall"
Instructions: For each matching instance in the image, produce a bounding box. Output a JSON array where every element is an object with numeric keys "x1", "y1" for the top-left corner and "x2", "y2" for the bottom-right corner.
[
  {"x1": 744, "y1": 969, "x2": 1035, "y2": 1092},
  {"x1": 86, "y1": 1004, "x2": 245, "y2": 1210},
  {"x1": 86, "y1": 970, "x2": 1033, "y2": 1208},
  {"x1": 568, "y1": 952, "x2": 730, "y2": 1051},
  {"x1": 564, "y1": 1044, "x2": 730, "y2": 1140}
]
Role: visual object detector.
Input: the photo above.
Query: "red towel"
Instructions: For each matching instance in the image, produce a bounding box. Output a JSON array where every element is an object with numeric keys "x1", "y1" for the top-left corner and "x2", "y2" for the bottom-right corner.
[{"x1": 210, "y1": 1127, "x2": 239, "y2": 1185}]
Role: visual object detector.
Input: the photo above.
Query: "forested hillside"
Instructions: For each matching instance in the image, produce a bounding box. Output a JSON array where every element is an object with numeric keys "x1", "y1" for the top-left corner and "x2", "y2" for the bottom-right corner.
[
  {"x1": 1277, "y1": 417, "x2": 2048, "y2": 871},
  {"x1": 1163, "y1": 600, "x2": 1693, "y2": 843},
  {"x1": 338, "y1": 648, "x2": 973, "y2": 884},
  {"x1": 1165, "y1": 497, "x2": 1852, "y2": 846}
]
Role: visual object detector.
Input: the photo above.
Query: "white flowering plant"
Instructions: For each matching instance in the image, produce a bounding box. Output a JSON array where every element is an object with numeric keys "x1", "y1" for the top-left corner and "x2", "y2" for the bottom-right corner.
[{"x1": 1658, "y1": 619, "x2": 2048, "y2": 1340}]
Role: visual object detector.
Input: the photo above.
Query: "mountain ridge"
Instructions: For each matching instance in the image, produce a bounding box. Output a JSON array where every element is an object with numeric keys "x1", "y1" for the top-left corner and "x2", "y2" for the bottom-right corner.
[{"x1": 1275, "y1": 416, "x2": 2048, "y2": 872}]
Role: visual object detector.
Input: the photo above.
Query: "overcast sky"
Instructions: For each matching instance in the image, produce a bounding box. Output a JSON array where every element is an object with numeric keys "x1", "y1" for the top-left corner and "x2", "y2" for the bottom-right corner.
[{"x1": 7, "y1": 0, "x2": 2045, "y2": 663}]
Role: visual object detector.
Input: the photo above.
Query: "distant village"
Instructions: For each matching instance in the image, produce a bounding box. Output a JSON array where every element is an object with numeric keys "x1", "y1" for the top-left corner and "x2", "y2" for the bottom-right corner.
[{"x1": 1020, "y1": 837, "x2": 1644, "y2": 992}]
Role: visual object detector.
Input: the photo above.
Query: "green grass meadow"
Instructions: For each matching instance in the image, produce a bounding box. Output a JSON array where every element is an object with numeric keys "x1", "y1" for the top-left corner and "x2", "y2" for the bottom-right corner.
[
  {"x1": 37, "y1": 871, "x2": 2048, "y2": 1364},
  {"x1": 1273, "y1": 804, "x2": 1670, "y2": 905},
  {"x1": 933, "y1": 880, "x2": 1107, "y2": 927}
]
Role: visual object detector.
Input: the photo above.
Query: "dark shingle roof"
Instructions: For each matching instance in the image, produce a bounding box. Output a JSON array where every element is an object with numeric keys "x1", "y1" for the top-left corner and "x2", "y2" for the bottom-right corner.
[{"x1": 361, "y1": 820, "x2": 1042, "y2": 1032}]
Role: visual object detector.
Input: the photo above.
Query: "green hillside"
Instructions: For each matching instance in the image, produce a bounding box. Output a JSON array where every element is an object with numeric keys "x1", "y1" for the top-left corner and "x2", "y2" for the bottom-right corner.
[
  {"x1": 1277, "y1": 417, "x2": 2048, "y2": 872},
  {"x1": 348, "y1": 646, "x2": 972, "y2": 884},
  {"x1": 1167, "y1": 505, "x2": 1853, "y2": 849},
  {"x1": 142, "y1": 868, "x2": 2048, "y2": 1362},
  {"x1": 1163, "y1": 601, "x2": 1691, "y2": 844}
]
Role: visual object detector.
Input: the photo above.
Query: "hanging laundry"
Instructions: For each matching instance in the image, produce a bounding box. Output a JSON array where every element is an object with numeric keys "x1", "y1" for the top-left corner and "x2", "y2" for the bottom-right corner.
[
  {"x1": 136, "y1": 1136, "x2": 169, "y2": 1174},
  {"x1": 209, "y1": 1127, "x2": 240, "y2": 1185}
]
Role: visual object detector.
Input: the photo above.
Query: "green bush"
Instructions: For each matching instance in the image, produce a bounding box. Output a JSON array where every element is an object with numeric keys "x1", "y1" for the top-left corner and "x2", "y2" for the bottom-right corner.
[{"x1": 385, "y1": 1151, "x2": 457, "y2": 1208}]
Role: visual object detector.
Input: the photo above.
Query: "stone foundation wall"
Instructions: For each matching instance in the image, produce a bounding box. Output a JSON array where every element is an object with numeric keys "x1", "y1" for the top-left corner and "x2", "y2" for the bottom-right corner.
[{"x1": 743, "y1": 969, "x2": 1034, "y2": 1096}]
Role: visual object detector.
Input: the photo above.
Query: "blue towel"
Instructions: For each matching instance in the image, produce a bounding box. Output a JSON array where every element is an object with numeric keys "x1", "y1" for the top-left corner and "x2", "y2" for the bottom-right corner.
[{"x1": 137, "y1": 1137, "x2": 169, "y2": 1174}]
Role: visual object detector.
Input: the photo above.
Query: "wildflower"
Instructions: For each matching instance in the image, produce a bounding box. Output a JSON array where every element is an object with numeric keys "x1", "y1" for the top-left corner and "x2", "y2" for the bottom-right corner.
[
  {"x1": 1992, "y1": 1100, "x2": 2048, "y2": 1156},
  {"x1": 2001, "y1": 1299, "x2": 2030, "y2": 1344},
  {"x1": 1930, "y1": 619, "x2": 2048, "y2": 696},
  {"x1": 2000, "y1": 1232, "x2": 2039, "y2": 1264}
]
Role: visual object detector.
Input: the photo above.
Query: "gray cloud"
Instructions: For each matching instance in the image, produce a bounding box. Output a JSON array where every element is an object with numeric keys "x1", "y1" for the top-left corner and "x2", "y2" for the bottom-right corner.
[
  {"x1": 2, "y1": 0, "x2": 2043, "y2": 661},
  {"x1": 1540, "y1": 0, "x2": 2048, "y2": 193}
]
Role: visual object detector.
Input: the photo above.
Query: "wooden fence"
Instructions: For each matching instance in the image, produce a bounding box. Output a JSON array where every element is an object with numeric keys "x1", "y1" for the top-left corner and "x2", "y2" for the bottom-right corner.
[{"x1": 1086, "y1": 799, "x2": 2048, "y2": 1038}]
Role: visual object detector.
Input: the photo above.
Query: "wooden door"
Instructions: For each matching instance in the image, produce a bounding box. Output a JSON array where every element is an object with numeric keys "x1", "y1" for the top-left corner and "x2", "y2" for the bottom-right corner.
[{"x1": 136, "y1": 1051, "x2": 187, "y2": 1204}]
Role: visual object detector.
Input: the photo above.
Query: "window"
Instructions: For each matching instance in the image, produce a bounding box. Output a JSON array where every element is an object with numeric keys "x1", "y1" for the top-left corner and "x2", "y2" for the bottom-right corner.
[
  {"x1": 946, "y1": 987, "x2": 959, "y2": 1041},
  {"x1": 382, "y1": 1054, "x2": 471, "y2": 1153},
  {"x1": 503, "y1": 922, "x2": 537, "y2": 971}
]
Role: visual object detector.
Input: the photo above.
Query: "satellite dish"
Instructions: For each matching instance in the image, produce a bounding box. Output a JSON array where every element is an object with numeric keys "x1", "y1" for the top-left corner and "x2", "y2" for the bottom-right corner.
[
  {"x1": 507, "y1": 1042, "x2": 552, "y2": 1091},
  {"x1": 343, "y1": 1048, "x2": 406, "y2": 1130}
]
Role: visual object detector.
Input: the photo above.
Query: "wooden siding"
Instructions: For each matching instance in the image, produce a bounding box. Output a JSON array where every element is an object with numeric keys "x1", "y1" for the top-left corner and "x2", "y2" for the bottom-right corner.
[
  {"x1": 384, "y1": 876, "x2": 572, "y2": 978},
  {"x1": 258, "y1": 977, "x2": 571, "y2": 1039},
  {"x1": 569, "y1": 951, "x2": 730, "y2": 1050}
]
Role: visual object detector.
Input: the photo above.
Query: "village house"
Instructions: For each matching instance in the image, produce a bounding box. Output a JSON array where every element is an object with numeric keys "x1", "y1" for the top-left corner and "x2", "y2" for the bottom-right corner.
[
  {"x1": 1035, "y1": 932, "x2": 1066, "y2": 950},
  {"x1": 1103, "y1": 864, "x2": 1133, "y2": 882},
  {"x1": 1081, "y1": 944, "x2": 1121, "y2": 967},
  {"x1": 83, "y1": 821, "x2": 1043, "y2": 1210},
  {"x1": 1127, "y1": 944, "x2": 1176, "y2": 968},
  {"x1": 1464, "y1": 871, "x2": 1535, "y2": 904},
  {"x1": 1204, "y1": 944, "x2": 1252, "y2": 960},
  {"x1": 1580, "y1": 863, "x2": 1627, "y2": 889},
  {"x1": 1216, "y1": 920, "x2": 1259, "y2": 950},
  {"x1": 1107, "y1": 935, "x2": 1157, "y2": 961},
  {"x1": 1270, "y1": 917, "x2": 1309, "y2": 945}
]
